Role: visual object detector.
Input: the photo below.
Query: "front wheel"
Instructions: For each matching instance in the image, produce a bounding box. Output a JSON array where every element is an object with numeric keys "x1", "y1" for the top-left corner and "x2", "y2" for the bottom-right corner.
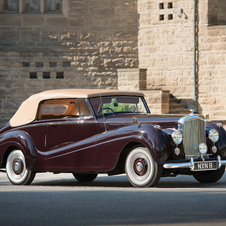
[
  {"x1": 125, "y1": 147, "x2": 162, "y2": 188},
  {"x1": 193, "y1": 165, "x2": 225, "y2": 183},
  {"x1": 72, "y1": 173, "x2": 98, "y2": 182},
  {"x1": 6, "y1": 150, "x2": 36, "y2": 185}
]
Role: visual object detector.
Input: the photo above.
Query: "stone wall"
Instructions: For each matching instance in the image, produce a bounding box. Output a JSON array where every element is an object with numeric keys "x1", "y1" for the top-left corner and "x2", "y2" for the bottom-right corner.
[
  {"x1": 138, "y1": 0, "x2": 226, "y2": 120},
  {"x1": 118, "y1": 68, "x2": 169, "y2": 114},
  {"x1": 1, "y1": 0, "x2": 226, "y2": 126},
  {"x1": 138, "y1": 0, "x2": 195, "y2": 108},
  {"x1": 0, "y1": 0, "x2": 139, "y2": 126}
]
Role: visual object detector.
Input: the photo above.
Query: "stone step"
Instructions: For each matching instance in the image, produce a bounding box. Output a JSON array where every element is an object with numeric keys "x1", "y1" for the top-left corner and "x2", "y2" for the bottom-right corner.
[
  {"x1": 169, "y1": 109, "x2": 191, "y2": 115},
  {"x1": 169, "y1": 103, "x2": 188, "y2": 109},
  {"x1": 169, "y1": 94, "x2": 190, "y2": 115},
  {"x1": 169, "y1": 98, "x2": 180, "y2": 104}
]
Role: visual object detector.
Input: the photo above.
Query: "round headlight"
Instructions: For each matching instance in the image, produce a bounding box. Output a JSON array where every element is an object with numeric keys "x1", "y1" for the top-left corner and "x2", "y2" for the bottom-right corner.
[
  {"x1": 209, "y1": 129, "x2": 219, "y2": 143},
  {"x1": 199, "y1": 143, "x2": 208, "y2": 155},
  {"x1": 172, "y1": 130, "x2": 183, "y2": 145}
]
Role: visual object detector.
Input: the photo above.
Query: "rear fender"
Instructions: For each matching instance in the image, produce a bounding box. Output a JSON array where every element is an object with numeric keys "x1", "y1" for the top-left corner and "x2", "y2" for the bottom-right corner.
[{"x1": 0, "y1": 130, "x2": 36, "y2": 170}]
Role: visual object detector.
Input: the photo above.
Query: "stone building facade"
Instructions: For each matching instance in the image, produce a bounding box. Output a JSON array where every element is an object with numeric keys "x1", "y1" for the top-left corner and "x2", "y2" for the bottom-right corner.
[
  {"x1": 0, "y1": 0, "x2": 138, "y2": 126},
  {"x1": 138, "y1": 0, "x2": 226, "y2": 120},
  {"x1": 1, "y1": 0, "x2": 226, "y2": 126}
]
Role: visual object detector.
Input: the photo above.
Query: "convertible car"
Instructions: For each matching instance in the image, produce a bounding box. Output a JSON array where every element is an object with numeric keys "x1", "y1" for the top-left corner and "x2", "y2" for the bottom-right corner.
[{"x1": 0, "y1": 89, "x2": 226, "y2": 187}]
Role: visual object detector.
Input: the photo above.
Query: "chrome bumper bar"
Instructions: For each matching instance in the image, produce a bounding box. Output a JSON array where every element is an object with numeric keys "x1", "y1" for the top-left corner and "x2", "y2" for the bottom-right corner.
[{"x1": 163, "y1": 156, "x2": 226, "y2": 171}]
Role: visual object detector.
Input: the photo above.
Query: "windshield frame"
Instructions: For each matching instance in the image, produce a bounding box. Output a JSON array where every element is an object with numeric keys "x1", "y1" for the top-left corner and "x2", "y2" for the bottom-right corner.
[{"x1": 89, "y1": 95, "x2": 150, "y2": 118}]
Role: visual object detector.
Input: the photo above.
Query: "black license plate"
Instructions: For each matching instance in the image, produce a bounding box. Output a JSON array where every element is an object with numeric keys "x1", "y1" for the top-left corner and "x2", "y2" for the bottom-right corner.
[{"x1": 194, "y1": 161, "x2": 218, "y2": 171}]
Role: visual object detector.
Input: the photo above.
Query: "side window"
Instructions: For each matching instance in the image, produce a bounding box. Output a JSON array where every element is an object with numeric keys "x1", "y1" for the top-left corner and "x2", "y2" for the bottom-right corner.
[
  {"x1": 38, "y1": 99, "x2": 79, "y2": 120},
  {"x1": 78, "y1": 99, "x2": 91, "y2": 116},
  {"x1": 41, "y1": 104, "x2": 67, "y2": 115}
]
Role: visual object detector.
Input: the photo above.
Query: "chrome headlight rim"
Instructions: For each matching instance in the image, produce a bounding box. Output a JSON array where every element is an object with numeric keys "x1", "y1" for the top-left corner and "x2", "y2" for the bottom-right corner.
[
  {"x1": 208, "y1": 129, "x2": 219, "y2": 143},
  {"x1": 171, "y1": 130, "x2": 183, "y2": 145}
]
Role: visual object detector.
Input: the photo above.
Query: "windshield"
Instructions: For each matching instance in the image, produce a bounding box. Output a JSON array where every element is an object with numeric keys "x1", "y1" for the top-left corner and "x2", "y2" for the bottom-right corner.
[{"x1": 90, "y1": 96, "x2": 148, "y2": 116}]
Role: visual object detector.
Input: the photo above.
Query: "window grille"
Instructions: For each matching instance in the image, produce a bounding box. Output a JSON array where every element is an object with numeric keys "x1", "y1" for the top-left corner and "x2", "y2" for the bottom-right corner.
[
  {"x1": 24, "y1": 0, "x2": 40, "y2": 12},
  {"x1": 45, "y1": 0, "x2": 62, "y2": 12},
  {"x1": 1, "y1": 0, "x2": 63, "y2": 14},
  {"x1": 3, "y1": 0, "x2": 18, "y2": 12}
]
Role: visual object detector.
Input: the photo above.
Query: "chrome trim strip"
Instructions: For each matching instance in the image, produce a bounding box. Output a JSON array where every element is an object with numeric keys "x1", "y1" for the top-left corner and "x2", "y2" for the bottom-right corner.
[
  {"x1": 221, "y1": 160, "x2": 226, "y2": 166},
  {"x1": 45, "y1": 135, "x2": 47, "y2": 148},
  {"x1": 178, "y1": 114, "x2": 205, "y2": 125},
  {"x1": 163, "y1": 161, "x2": 194, "y2": 169},
  {"x1": 6, "y1": 120, "x2": 98, "y2": 132}
]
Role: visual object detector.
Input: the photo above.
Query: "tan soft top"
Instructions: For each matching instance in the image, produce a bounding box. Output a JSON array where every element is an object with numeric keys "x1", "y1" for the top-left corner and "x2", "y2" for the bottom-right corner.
[{"x1": 10, "y1": 89, "x2": 144, "y2": 127}]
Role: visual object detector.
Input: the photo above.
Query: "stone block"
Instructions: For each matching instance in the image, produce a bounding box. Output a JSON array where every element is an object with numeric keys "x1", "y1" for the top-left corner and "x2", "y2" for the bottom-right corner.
[
  {"x1": 0, "y1": 17, "x2": 22, "y2": 26},
  {"x1": 88, "y1": 56, "x2": 100, "y2": 67},
  {"x1": 94, "y1": 8, "x2": 115, "y2": 19},
  {"x1": 69, "y1": 19, "x2": 85, "y2": 27},
  {"x1": 23, "y1": 17, "x2": 45, "y2": 27},
  {"x1": 0, "y1": 31, "x2": 20, "y2": 42},
  {"x1": 42, "y1": 31, "x2": 59, "y2": 41},
  {"x1": 125, "y1": 58, "x2": 138, "y2": 68},
  {"x1": 78, "y1": 32, "x2": 96, "y2": 41},
  {"x1": 114, "y1": 31, "x2": 137, "y2": 41},
  {"x1": 46, "y1": 18, "x2": 69, "y2": 27},
  {"x1": 21, "y1": 31, "x2": 40, "y2": 42}
]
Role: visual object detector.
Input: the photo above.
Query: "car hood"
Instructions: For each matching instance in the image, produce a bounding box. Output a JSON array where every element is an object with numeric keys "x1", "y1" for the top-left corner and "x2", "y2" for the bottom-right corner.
[{"x1": 103, "y1": 113, "x2": 186, "y2": 129}]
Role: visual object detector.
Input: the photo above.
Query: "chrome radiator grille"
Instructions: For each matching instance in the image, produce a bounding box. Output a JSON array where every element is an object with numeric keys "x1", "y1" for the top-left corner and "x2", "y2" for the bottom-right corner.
[{"x1": 179, "y1": 115, "x2": 206, "y2": 158}]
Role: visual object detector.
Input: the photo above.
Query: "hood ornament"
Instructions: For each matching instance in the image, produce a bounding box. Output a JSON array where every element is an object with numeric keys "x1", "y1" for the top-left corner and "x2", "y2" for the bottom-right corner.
[
  {"x1": 132, "y1": 117, "x2": 141, "y2": 127},
  {"x1": 189, "y1": 109, "x2": 198, "y2": 116}
]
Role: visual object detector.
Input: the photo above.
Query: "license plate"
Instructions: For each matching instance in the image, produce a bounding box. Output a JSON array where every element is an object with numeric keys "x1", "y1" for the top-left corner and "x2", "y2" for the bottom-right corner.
[{"x1": 193, "y1": 161, "x2": 218, "y2": 171}]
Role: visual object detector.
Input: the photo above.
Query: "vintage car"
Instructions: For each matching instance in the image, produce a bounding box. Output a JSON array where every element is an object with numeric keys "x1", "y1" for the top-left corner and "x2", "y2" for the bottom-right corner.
[{"x1": 0, "y1": 89, "x2": 226, "y2": 187}]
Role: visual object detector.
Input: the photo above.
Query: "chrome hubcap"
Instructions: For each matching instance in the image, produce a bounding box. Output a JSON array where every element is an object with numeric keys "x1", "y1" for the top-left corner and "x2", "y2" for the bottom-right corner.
[
  {"x1": 14, "y1": 162, "x2": 20, "y2": 171},
  {"x1": 12, "y1": 158, "x2": 24, "y2": 175},
  {"x1": 136, "y1": 162, "x2": 144, "y2": 172},
  {"x1": 134, "y1": 158, "x2": 148, "y2": 176}
]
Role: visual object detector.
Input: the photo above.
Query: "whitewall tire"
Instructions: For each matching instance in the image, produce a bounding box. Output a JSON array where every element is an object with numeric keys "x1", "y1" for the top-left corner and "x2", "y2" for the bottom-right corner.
[
  {"x1": 125, "y1": 147, "x2": 162, "y2": 188},
  {"x1": 6, "y1": 150, "x2": 35, "y2": 185}
]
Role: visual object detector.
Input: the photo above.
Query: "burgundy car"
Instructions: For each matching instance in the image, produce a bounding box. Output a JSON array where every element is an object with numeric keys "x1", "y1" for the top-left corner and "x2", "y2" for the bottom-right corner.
[{"x1": 0, "y1": 89, "x2": 226, "y2": 187}]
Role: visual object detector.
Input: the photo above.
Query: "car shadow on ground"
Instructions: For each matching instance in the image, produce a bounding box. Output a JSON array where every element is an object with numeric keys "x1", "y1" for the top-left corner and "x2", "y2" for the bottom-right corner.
[{"x1": 30, "y1": 174, "x2": 226, "y2": 189}]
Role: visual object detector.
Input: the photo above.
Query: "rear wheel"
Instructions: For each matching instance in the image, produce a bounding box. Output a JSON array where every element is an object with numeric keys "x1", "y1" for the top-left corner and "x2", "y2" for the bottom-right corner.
[
  {"x1": 193, "y1": 165, "x2": 225, "y2": 183},
  {"x1": 72, "y1": 173, "x2": 98, "y2": 182},
  {"x1": 125, "y1": 147, "x2": 162, "y2": 188},
  {"x1": 6, "y1": 150, "x2": 36, "y2": 185}
]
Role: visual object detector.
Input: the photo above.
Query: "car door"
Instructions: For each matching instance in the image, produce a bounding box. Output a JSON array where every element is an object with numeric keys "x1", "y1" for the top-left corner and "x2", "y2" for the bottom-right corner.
[{"x1": 40, "y1": 98, "x2": 98, "y2": 171}]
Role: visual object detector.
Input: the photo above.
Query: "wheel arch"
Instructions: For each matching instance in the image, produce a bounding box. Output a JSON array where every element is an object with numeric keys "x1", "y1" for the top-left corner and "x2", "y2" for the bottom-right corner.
[
  {"x1": 2, "y1": 146, "x2": 19, "y2": 168},
  {"x1": 108, "y1": 141, "x2": 156, "y2": 176},
  {"x1": 0, "y1": 130, "x2": 37, "y2": 170}
]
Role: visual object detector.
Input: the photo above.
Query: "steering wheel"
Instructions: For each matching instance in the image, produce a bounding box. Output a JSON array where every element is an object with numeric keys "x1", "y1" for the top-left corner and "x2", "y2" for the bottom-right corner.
[{"x1": 97, "y1": 107, "x2": 114, "y2": 115}]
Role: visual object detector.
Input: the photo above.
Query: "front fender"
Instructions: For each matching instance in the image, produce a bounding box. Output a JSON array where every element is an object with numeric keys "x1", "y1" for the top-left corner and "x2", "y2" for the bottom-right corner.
[
  {"x1": 141, "y1": 124, "x2": 171, "y2": 163},
  {"x1": 0, "y1": 130, "x2": 36, "y2": 170},
  {"x1": 206, "y1": 122, "x2": 226, "y2": 157}
]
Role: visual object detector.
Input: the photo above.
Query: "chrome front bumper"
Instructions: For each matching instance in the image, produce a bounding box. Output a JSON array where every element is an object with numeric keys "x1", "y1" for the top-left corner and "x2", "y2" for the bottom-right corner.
[{"x1": 163, "y1": 155, "x2": 226, "y2": 171}]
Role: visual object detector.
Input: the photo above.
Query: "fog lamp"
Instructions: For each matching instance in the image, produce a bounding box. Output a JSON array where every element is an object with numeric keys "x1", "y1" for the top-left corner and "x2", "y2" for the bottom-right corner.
[
  {"x1": 199, "y1": 143, "x2": 207, "y2": 155},
  {"x1": 174, "y1": 147, "x2": 180, "y2": 156},
  {"x1": 212, "y1": 145, "x2": 217, "y2": 154},
  {"x1": 208, "y1": 129, "x2": 219, "y2": 143},
  {"x1": 172, "y1": 130, "x2": 183, "y2": 145}
]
